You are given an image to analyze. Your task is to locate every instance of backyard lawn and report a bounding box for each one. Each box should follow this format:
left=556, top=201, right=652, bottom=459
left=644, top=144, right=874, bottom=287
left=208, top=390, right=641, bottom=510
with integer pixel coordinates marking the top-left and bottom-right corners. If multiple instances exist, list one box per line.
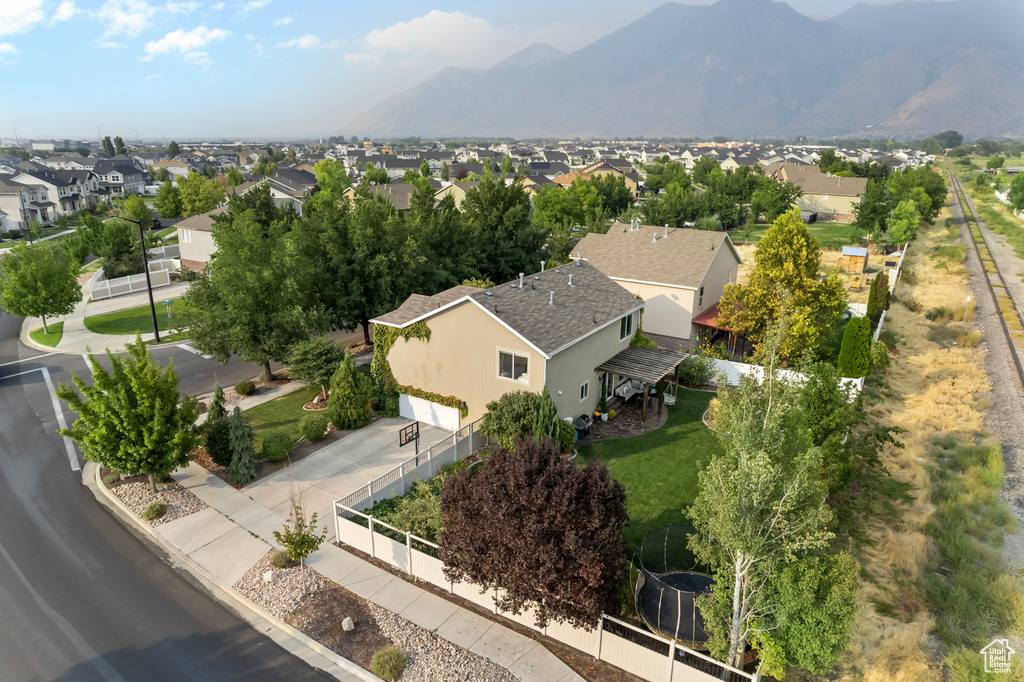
left=577, top=388, right=722, bottom=549
left=732, top=221, right=855, bottom=247
left=29, top=322, right=64, bottom=348
left=244, top=364, right=372, bottom=447
left=84, top=299, right=185, bottom=335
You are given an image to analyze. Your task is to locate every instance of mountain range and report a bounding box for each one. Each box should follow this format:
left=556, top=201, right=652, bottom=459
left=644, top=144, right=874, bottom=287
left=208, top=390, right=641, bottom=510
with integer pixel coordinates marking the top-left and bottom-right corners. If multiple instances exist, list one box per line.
left=345, top=0, right=1024, bottom=140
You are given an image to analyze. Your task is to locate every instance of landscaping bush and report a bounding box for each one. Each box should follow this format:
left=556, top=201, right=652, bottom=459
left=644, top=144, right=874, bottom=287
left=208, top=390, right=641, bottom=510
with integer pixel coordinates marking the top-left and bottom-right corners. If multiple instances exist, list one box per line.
left=678, top=353, right=714, bottom=386
left=261, top=431, right=293, bottom=462
left=143, top=502, right=167, bottom=521
left=371, top=647, right=407, bottom=682
left=270, top=549, right=298, bottom=569
left=870, top=340, right=891, bottom=372
left=234, top=380, right=256, bottom=396
left=287, top=337, right=348, bottom=399
left=557, top=418, right=576, bottom=454
left=103, top=473, right=120, bottom=485
left=205, top=417, right=234, bottom=467
left=837, top=317, right=871, bottom=378
left=480, top=390, right=542, bottom=451
left=926, top=306, right=952, bottom=323
left=327, top=353, right=372, bottom=430
left=300, top=413, right=328, bottom=443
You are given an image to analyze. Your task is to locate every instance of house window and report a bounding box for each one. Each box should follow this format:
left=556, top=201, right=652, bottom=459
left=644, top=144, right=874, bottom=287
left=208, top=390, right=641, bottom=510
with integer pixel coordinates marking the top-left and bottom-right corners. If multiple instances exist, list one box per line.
left=498, top=350, right=529, bottom=383
left=619, top=314, right=633, bottom=340
left=580, top=381, right=590, bottom=402
left=699, top=285, right=705, bottom=307
left=180, top=229, right=192, bottom=243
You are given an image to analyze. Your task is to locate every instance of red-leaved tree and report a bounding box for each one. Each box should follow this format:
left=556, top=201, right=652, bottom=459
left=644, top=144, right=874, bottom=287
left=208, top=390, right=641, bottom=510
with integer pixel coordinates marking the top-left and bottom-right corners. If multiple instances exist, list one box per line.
left=439, top=437, right=630, bottom=629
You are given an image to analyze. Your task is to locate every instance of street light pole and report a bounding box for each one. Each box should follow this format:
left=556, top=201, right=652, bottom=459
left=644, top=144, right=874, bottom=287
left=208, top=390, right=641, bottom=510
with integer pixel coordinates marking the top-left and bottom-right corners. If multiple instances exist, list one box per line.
left=122, top=217, right=161, bottom=343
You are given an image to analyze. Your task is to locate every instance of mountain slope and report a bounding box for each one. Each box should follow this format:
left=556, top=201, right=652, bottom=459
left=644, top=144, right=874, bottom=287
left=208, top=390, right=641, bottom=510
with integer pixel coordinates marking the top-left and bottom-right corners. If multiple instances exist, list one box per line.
left=345, top=0, right=1024, bottom=139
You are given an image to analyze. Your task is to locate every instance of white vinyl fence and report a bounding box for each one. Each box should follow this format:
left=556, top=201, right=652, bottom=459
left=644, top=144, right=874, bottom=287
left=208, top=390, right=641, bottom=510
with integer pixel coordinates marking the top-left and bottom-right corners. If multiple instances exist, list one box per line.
left=334, top=503, right=754, bottom=682
left=89, top=257, right=180, bottom=301
left=336, top=417, right=487, bottom=511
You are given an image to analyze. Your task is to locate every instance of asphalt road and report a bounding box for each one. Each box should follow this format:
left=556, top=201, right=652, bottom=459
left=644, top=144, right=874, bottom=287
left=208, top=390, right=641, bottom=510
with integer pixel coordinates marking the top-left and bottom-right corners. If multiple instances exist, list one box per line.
left=0, top=312, right=331, bottom=682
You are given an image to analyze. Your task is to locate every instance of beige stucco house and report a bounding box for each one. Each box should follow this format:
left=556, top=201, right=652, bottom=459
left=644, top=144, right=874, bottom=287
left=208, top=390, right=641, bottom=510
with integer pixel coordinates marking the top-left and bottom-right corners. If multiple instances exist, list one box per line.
left=574, top=222, right=743, bottom=351
left=764, top=163, right=867, bottom=222
left=175, top=209, right=224, bottom=272
left=371, top=261, right=644, bottom=428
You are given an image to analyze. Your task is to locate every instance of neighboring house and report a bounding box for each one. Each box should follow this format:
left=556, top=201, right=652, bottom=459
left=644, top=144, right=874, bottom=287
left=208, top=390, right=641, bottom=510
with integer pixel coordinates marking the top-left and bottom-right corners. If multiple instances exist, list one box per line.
left=433, top=181, right=479, bottom=209
left=763, top=163, right=867, bottom=222
left=371, top=261, right=645, bottom=427
left=92, top=160, right=146, bottom=196
left=341, top=183, right=417, bottom=214
left=0, top=177, right=54, bottom=228
left=151, top=159, right=193, bottom=179
left=574, top=221, right=742, bottom=350
left=175, top=208, right=224, bottom=272
left=232, top=175, right=309, bottom=215
left=11, top=169, right=89, bottom=216
left=579, top=160, right=641, bottom=199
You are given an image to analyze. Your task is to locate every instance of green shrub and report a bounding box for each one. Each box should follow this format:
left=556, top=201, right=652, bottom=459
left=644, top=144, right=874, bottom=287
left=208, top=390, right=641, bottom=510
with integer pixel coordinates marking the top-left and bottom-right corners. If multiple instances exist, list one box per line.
left=926, top=306, right=952, bottom=323
left=261, top=431, right=293, bottom=462
left=234, top=380, right=256, bottom=396
left=327, top=353, right=372, bottom=430
left=103, top=473, right=119, bottom=486
left=678, top=353, right=714, bottom=386
left=270, top=549, right=298, bottom=569
left=371, top=647, right=407, bottom=682
left=837, top=317, right=871, bottom=378
left=205, top=417, right=233, bottom=467
left=143, top=503, right=167, bottom=521
left=480, top=390, right=542, bottom=451
left=870, top=340, right=891, bottom=372
left=557, top=418, right=576, bottom=454
left=300, top=413, right=328, bottom=443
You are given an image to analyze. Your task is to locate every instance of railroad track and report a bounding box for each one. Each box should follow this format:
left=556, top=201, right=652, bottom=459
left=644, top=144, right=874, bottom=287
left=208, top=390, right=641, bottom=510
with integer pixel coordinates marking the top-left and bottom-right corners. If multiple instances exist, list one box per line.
left=945, top=160, right=1024, bottom=390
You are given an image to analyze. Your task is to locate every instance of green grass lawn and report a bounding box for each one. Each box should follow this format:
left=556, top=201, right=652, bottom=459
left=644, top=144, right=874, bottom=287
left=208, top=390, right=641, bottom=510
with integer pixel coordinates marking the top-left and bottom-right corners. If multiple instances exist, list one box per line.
left=733, top=221, right=855, bottom=247
left=84, top=298, right=186, bottom=335
left=577, top=388, right=722, bottom=549
left=244, top=365, right=372, bottom=446
left=29, top=321, right=64, bottom=348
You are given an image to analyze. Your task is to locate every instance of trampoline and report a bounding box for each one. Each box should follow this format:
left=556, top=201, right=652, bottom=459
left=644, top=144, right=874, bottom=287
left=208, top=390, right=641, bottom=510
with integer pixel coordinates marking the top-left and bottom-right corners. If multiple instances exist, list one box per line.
left=634, top=525, right=715, bottom=647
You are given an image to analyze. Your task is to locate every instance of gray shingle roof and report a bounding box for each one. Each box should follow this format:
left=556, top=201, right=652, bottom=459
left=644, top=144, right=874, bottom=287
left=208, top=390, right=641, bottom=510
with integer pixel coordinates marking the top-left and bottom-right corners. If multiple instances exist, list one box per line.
left=373, top=261, right=642, bottom=357
left=574, top=222, right=740, bottom=290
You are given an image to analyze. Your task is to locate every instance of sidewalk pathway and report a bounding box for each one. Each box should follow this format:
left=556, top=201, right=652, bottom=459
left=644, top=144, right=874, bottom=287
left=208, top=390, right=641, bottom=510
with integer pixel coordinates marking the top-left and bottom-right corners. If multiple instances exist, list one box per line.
left=160, top=463, right=582, bottom=682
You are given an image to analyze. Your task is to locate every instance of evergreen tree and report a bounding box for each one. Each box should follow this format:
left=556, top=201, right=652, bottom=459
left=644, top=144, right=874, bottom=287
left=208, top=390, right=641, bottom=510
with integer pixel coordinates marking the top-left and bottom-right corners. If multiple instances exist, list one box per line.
left=208, top=381, right=226, bottom=421
left=531, top=386, right=560, bottom=445
left=167, top=140, right=180, bottom=158
left=227, top=406, right=257, bottom=485
left=440, top=162, right=450, bottom=181
left=836, top=317, right=871, bottom=378
left=327, top=353, right=372, bottom=429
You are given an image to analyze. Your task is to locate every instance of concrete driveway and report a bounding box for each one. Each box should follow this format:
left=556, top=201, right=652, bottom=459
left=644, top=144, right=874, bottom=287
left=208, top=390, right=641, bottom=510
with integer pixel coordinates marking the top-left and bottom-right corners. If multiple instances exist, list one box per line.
left=245, top=417, right=451, bottom=540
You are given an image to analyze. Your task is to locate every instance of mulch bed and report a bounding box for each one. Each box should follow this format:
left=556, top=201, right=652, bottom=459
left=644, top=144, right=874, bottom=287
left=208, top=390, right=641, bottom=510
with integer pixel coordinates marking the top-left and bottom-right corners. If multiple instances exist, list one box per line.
left=331, top=543, right=644, bottom=682
left=102, top=469, right=208, bottom=526
left=286, top=583, right=392, bottom=671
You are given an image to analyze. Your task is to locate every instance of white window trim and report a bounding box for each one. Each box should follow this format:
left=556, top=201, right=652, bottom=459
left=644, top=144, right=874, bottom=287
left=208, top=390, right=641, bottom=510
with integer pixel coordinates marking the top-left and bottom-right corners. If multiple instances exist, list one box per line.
left=698, top=285, right=705, bottom=307
left=619, top=313, right=633, bottom=341
left=497, top=348, right=530, bottom=384
left=580, top=380, right=590, bottom=402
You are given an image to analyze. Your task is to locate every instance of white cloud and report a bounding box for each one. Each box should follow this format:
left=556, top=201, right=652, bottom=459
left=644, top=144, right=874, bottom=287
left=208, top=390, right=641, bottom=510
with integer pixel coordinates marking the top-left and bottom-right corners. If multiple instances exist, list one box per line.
left=344, top=10, right=510, bottom=68
left=145, top=73, right=160, bottom=79
left=0, top=43, right=18, bottom=54
left=239, top=0, right=270, bottom=13
left=276, top=34, right=342, bottom=50
left=210, top=2, right=224, bottom=8
left=93, top=0, right=200, bottom=37
left=99, top=41, right=126, bottom=48
left=273, top=16, right=292, bottom=26
left=144, top=25, right=229, bottom=60
left=49, top=1, right=79, bottom=25
left=165, top=1, right=199, bottom=14
left=0, top=0, right=46, bottom=36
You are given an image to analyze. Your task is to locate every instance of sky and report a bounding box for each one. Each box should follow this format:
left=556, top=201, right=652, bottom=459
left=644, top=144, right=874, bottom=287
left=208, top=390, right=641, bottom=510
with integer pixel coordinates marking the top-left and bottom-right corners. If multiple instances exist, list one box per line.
left=0, top=0, right=933, bottom=141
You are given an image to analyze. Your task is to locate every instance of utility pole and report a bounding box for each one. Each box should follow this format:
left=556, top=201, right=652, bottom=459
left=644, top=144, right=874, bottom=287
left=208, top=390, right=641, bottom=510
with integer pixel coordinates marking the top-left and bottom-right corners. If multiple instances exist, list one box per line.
left=120, top=217, right=161, bottom=343
left=12, top=122, right=19, bottom=146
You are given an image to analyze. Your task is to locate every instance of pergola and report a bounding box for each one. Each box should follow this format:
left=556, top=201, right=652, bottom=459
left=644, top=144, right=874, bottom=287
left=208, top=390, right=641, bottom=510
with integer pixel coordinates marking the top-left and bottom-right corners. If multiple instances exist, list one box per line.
left=596, top=346, right=687, bottom=424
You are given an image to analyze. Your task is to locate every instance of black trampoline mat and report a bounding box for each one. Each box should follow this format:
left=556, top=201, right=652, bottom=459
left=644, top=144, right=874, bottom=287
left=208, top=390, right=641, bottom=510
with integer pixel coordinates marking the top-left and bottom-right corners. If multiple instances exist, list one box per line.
left=637, top=570, right=714, bottom=642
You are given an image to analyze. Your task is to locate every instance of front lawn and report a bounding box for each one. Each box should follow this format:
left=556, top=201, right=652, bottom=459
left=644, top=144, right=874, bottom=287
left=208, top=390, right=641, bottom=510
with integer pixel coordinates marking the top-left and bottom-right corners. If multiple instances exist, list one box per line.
left=577, top=388, right=722, bottom=548
left=244, top=364, right=372, bottom=446
left=84, top=299, right=185, bottom=335
left=29, top=321, right=64, bottom=348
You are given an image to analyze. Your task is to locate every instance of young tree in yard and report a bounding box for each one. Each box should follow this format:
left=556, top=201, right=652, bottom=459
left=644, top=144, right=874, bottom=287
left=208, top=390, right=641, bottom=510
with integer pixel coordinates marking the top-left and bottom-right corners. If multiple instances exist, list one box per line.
left=287, top=337, right=349, bottom=400
left=868, top=271, right=890, bottom=330
left=480, top=390, right=542, bottom=451
left=440, top=437, right=630, bottom=629
left=691, top=351, right=837, bottom=672
left=227, top=406, right=257, bottom=485
left=420, top=158, right=431, bottom=178
left=836, top=317, right=871, bottom=378
left=122, top=194, right=153, bottom=230
left=798, top=362, right=856, bottom=492
left=530, top=386, right=560, bottom=445
left=750, top=177, right=802, bottom=222
left=226, top=165, right=244, bottom=187
left=716, top=208, right=847, bottom=360
left=102, top=136, right=114, bottom=157
left=273, top=505, right=328, bottom=568
left=154, top=180, right=183, bottom=218
left=1007, top=172, right=1024, bottom=214
left=207, top=381, right=226, bottom=421
left=0, top=242, right=82, bottom=333
left=327, top=353, right=372, bottom=429
left=886, top=199, right=920, bottom=245
left=153, top=167, right=170, bottom=182
left=177, top=170, right=226, bottom=216
left=167, top=140, right=180, bottom=158
left=56, top=337, right=201, bottom=493
left=852, top=178, right=890, bottom=242
left=180, top=210, right=326, bottom=380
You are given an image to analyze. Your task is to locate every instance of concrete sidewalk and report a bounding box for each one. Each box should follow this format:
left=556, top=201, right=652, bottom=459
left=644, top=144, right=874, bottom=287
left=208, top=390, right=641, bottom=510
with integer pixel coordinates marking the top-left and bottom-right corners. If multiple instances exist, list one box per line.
left=158, top=462, right=582, bottom=682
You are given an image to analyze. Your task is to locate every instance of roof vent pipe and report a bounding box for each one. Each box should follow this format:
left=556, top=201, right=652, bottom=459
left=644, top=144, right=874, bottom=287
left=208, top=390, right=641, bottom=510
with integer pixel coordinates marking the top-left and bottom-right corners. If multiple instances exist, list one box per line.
left=568, top=274, right=573, bottom=287
left=652, top=232, right=658, bottom=243
left=519, top=272, right=524, bottom=289
left=664, top=225, right=668, bottom=238
left=549, top=291, right=554, bottom=305
left=540, top=260, right=545, bottom=272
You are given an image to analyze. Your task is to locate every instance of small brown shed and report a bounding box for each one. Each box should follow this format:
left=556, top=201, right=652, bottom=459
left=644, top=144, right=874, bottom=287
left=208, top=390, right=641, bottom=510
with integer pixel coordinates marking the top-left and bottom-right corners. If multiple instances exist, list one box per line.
left=839, top=245, right=868, bottom=273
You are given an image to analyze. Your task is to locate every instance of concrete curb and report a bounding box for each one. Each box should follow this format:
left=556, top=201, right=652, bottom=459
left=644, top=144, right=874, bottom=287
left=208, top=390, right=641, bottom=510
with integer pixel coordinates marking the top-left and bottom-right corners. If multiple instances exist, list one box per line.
left=84, top=461, right=383, bottom=682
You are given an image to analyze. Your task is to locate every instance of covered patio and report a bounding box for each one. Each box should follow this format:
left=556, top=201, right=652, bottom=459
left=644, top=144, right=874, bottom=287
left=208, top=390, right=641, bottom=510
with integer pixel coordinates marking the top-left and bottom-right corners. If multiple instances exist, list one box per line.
left=691, top=303, right=749, bottom=358
left=597, top=345, right=687, bottom=425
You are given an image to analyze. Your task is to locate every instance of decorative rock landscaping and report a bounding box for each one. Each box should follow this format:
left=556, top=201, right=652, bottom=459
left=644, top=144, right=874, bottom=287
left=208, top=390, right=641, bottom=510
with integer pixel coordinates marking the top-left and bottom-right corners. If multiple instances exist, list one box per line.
left=108, top=478, right=208, bottom=527
left=234, top=551, right=329, bottom=620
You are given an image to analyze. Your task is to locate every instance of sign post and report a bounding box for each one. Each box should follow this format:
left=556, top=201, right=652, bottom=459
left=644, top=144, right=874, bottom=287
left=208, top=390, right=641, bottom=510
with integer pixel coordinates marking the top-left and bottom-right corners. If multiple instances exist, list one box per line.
left=162, top=300, right=173, bottom=328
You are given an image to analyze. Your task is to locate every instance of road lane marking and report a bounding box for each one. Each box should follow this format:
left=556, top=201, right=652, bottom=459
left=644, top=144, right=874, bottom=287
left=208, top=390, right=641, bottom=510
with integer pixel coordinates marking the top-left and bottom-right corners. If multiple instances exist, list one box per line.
left=0, top=351, right=59, bottom=368
left=0, top=366, right=80, bottom=472
left=178, top=343, right=214, bottom=359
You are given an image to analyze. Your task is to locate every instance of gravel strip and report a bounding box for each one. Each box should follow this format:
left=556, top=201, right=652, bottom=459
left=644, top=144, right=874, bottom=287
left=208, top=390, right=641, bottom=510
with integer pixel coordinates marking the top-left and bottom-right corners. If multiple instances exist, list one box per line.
left=368, top=602, right=518, bottom=682
left=109, top=479, right=208, bottom=527
left=233, top=551, right=329, bottom=620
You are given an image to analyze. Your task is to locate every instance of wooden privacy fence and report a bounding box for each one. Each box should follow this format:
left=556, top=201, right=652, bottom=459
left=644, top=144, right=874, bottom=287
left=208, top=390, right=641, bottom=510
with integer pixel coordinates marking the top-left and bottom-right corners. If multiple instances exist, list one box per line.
left=334, top=503, right=755, bottom=682
left=336, top=418, right=486, bottom=511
